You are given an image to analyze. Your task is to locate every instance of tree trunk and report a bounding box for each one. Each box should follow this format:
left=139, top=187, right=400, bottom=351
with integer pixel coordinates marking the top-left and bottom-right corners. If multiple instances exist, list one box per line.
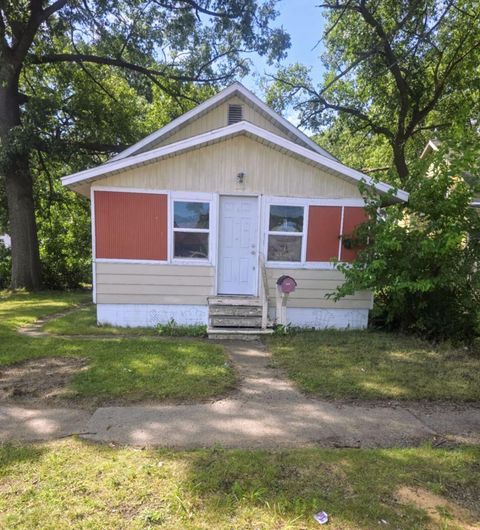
left=392, top=141, right=409, bottom=185
left=0, top=75, right=42, bottom=290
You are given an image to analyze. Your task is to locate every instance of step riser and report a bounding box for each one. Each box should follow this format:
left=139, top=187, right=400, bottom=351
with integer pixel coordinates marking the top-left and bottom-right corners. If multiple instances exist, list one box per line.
left=209, top=305, right=262, bottom=317
left=209, top=333, right=261, bottom=341
left=210, top=316, right=262, bottom=328
left=207, top=327, right=274, bottom=340
left=208, top=297, right=261, bottom=307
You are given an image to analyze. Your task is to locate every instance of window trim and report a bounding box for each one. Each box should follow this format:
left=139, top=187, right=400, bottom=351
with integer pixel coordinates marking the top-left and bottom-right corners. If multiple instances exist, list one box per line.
left=266, top=203, right=306, bottom=263
left=169, top=192, right=216, bottom=265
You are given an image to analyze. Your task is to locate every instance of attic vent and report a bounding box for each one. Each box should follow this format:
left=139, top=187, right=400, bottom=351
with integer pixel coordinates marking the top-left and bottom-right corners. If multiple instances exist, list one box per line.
left=228, top=104, right=243, bottom=125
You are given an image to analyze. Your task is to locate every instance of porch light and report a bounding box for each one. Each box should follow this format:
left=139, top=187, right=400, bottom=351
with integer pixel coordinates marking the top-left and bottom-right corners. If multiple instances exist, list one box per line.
left=236, top=172, right=245, bottom=184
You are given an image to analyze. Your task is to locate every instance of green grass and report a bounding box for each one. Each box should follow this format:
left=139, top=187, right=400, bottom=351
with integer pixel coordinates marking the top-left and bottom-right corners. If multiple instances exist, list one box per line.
left=0, top=291, right=235, bottom=404
left=42, top=304, right=157, bottom=336
left=0, top=440, right=478, bottom=529
left=267, top=330, right=480, bottom=401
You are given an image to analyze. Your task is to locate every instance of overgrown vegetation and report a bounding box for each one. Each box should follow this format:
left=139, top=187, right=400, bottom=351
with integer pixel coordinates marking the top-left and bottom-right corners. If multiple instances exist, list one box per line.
left=267, top=329, right=480, bottom=401
left=0, top=291, right=234, bottom=404
left=268, top=1, right=480, bottom=343
left=335, top=144, right=480, bottom=343
left=0, top=440, right=479, bottom=529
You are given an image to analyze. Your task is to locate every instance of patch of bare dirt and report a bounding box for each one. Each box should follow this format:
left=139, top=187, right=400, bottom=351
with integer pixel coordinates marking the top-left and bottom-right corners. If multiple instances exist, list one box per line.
left=396, top=486, right=479, bottom=530
left=0, top=357, right=89, bottom=404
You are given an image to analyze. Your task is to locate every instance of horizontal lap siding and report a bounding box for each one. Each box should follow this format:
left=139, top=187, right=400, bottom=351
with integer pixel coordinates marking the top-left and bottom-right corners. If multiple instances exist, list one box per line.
left=95, top=263, right=215, bottom=305
left=265, top=268, right=372, bottom=309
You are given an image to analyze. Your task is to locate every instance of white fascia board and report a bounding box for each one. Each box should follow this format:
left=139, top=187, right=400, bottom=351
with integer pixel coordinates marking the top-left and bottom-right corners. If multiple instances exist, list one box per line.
left=109, top=84, right=240, bottom=162
left=62, top=122, right=246, bottom=187
left=62, top=120, right=408, bottom=202
left=244, top=123, right=409, bottom=202
left=109, top=81, right=336, bottom=163
left=233, top=83, right=337, bottom=160
left=420, top=139, right=441, bottom=159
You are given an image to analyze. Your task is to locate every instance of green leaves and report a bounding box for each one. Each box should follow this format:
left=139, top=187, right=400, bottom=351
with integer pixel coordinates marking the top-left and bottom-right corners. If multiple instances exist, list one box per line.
left=337, top=140, right=480, bottom=342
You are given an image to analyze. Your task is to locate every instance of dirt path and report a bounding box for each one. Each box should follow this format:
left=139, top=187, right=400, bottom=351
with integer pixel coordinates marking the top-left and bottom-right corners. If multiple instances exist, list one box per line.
left=1, top=341, right=479, bottom=448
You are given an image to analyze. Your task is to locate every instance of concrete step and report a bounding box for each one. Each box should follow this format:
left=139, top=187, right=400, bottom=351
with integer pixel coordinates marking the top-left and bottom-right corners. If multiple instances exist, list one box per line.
left=209, top=305, right=263, bottom=317
left=208, top=296, right=261, bottom=307
left=210, top=316, right=262, bottom=328
left=207, top=327, right=274, bottom=341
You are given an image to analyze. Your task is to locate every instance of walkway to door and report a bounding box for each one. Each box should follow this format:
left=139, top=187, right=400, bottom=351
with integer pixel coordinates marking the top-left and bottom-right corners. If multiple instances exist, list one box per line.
left=1, top=342, right=479, bottom=447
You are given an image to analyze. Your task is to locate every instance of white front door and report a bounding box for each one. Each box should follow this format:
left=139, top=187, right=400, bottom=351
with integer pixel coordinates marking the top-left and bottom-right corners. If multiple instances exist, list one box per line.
left=218, top=196, right=258, bottom=295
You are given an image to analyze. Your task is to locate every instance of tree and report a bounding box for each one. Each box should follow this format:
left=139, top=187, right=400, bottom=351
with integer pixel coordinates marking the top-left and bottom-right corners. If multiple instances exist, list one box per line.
left=267, top=0, right=480, bottom=188
left=334, top=137, right=480, bottom=342
left=0, top=0, right=289, bottom=289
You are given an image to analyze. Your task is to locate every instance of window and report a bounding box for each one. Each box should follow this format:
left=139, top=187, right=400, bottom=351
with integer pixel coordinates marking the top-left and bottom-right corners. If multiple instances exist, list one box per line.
left=173, top=201, right=210, bottom=259
left=267, top=205, right=304, bottom=262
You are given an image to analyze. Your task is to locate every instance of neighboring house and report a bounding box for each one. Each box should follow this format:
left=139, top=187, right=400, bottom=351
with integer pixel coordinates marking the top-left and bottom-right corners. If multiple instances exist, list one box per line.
left=420, top=138, right=479, bottom=207
left=62, top=82, right=408, bottom=337
left=0, top=234, right=11, bottom=248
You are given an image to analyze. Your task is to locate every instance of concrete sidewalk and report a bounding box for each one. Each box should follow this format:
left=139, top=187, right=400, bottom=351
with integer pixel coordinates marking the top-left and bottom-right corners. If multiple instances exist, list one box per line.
left=1, top=342, right=479, bottom=448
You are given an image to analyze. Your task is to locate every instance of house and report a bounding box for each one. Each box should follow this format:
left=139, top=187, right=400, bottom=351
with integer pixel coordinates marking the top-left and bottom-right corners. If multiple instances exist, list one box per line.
left=0, top=234, right=10, bottom=248
left=62, top=82, right=408, bottom=337
left=420, top=139, right=480, bottom=208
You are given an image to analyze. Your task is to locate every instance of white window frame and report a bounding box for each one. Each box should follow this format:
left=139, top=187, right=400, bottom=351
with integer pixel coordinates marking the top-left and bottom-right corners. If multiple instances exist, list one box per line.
left=169, top=191, right=217, bottom=266
left=262, top=196, right=366, bottom=270
left=266, top=203, right=306, bottom=265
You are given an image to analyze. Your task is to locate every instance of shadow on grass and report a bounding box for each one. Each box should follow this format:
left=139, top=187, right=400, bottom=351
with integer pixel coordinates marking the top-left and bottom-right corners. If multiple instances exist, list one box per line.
left=179, top=445, right=480, bottom=529
left=0, top=440, right=478, bottom=529
left=0, top=444, right=46, bottom=476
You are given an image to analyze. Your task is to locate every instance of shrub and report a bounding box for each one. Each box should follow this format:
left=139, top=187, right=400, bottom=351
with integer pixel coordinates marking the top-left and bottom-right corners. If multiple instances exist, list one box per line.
left=335, top=143, right=480, bottom=344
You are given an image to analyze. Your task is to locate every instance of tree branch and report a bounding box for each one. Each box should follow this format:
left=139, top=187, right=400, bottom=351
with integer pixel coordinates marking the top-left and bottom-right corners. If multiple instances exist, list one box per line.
left=153, top=0, right=239, bottom=19
left=30, top=52, right=236, bottom=83
left=41, top=0, right=68, bottom=21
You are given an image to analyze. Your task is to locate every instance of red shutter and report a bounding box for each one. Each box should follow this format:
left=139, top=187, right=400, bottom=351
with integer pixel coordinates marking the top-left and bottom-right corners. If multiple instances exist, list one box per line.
left=340, top=207, right=368, bottom=262
left=94, top=191, right=168, bottom=260
left=306, top=206, right=342, bottom=262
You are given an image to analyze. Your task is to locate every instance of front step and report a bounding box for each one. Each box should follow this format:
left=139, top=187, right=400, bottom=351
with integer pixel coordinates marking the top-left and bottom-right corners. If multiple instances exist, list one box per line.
left=209, top=305, right=262, bottom=317
left=210, top=316, right=262, bottom=328
left=208, top=296, right=262, bottom=306
left=207, top=327, right=274, bottom=341
left=207, top=295, right=270, bottom=339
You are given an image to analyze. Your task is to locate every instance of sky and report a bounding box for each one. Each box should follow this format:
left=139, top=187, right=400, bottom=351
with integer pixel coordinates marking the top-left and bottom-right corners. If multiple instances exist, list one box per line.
left=243, top=0, right=327, bottom=94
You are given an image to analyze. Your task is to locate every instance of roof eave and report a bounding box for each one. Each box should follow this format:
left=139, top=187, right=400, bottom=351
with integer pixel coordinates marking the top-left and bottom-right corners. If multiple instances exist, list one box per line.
left=63, top=121, right=409, bottom=203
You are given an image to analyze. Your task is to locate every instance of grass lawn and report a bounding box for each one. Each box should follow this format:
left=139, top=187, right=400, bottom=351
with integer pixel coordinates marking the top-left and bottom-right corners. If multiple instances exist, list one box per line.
left=267, top=330, right=480, bottom=402
left=0, top=291, right=234, bottom=404
left=42, top=304, right=158, bottom=336
left=0, top=440, right=478, bottom=529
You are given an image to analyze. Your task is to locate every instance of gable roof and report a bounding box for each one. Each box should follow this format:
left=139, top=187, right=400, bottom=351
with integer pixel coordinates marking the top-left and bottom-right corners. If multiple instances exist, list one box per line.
left=420, top=139, right=441, bottom=159
left=109, top=82, right=337, bottom=163
left=62, top=120, right=409, bottom=203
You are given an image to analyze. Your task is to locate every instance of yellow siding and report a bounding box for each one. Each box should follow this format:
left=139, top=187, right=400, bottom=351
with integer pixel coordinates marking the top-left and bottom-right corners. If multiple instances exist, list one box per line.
left=149, top=96, right=293, bottom=149
left=265, top=268, right=373, bottom=309
left=95, top=262, right=371, bottom=309
left=95, top=263, right=215, bottom=305
left=100, top=136, right=361, bottom=199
